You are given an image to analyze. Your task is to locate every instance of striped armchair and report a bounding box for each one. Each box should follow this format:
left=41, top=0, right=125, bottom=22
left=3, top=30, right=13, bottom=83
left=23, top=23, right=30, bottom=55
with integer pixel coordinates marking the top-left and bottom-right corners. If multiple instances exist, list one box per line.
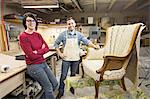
left=82, top=23, right=145, bottom=99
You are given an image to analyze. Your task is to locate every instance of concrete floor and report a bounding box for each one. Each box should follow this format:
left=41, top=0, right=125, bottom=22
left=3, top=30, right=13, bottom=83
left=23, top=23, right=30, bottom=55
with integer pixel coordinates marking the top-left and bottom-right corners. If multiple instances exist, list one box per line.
left=55, top=59, right=150, bottom=99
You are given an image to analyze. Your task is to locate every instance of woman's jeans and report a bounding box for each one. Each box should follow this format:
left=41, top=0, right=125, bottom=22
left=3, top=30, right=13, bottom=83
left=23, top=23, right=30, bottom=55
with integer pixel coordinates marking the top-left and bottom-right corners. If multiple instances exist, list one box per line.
left=58, top=60, right=80, bottom=95
left=27, top=62, right=58, bottom=99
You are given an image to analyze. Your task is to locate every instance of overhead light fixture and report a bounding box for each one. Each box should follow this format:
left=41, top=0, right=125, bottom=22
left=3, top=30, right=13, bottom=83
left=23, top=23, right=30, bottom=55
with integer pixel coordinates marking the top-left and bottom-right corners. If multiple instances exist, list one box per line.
left=22, top=4, right=59, bottom=8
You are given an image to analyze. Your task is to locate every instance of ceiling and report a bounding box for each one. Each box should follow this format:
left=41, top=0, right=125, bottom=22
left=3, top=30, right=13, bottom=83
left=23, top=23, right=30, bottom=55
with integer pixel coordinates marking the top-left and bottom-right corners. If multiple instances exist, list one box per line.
left=4, top=0, right=150, bottom=14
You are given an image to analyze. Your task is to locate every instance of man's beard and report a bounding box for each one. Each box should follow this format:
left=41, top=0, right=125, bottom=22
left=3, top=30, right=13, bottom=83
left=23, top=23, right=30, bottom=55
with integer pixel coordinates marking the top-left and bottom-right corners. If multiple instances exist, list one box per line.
left=68, top=27, right=74, bottom=31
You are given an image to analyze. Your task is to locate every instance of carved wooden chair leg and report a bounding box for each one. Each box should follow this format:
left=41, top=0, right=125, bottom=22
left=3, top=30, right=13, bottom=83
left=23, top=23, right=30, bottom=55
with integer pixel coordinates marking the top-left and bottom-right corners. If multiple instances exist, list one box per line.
left=95, top=81, right=100, bottom=99
left=120, top=76, right=127, bottom=91
left=70, top=87, right=75, bottom=94
left=81, top=64, right=84, bottom=78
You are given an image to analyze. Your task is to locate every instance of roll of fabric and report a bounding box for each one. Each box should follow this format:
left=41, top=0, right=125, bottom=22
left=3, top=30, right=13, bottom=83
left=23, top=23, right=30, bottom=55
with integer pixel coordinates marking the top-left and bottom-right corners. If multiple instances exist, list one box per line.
left=0, top=65, right=10, bottom=73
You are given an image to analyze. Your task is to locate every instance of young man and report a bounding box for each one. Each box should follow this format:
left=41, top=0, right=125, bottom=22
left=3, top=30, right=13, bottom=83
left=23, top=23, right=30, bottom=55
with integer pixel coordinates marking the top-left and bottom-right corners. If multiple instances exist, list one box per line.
left=54, top=17, right=99, bottom=99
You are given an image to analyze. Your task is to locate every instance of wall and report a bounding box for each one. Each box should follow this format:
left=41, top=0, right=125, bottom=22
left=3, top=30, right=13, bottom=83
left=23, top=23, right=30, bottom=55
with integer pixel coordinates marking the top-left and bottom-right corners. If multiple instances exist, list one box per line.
left=148, top=6, right=150, bottom=30
left=4, top=3, right=149, bottom=28
left=0, top=0, right=1, bottom=24
left=43, top=12, right=124, bottom=25
left=48, top=9, right=149, bottom=26
left=38, top=25, right=67, bottom=45
left=0, top=0, right=2, bottom=52
left=0, top=0, right=9, bottom=52
left=4, top=5, right=20, bottom=15
left=5, top=21, right=24, bottom=40
left=1, top=1, right=20, bottom=20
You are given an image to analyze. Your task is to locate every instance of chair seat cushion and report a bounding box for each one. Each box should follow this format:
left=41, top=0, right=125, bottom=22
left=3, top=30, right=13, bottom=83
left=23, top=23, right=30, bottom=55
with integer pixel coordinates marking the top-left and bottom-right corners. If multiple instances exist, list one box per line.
left=103, top=68, right=126, bottom=80
left=82, top=59, right=126, bottom=81
left=82, top=59, right=104, bottom=81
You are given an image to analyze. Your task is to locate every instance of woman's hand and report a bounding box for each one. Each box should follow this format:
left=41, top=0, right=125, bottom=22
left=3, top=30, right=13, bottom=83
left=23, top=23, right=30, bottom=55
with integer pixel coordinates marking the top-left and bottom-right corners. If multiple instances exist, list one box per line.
left=33, top=50, right=38, bottom=54
left=42, top=44, right=46, bottom=49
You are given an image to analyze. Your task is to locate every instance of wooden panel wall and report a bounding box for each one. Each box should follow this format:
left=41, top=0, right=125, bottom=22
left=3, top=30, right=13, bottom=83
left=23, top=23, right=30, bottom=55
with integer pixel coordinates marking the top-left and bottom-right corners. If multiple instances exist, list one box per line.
left=0, top=24, right=8, bottom=52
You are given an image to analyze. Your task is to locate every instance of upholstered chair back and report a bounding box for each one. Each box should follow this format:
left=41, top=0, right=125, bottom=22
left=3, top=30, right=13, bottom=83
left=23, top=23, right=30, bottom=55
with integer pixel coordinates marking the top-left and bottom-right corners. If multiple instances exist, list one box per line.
left=85, top=23, right=142, bottom=60
left=105, top=24, right=140, bottom=56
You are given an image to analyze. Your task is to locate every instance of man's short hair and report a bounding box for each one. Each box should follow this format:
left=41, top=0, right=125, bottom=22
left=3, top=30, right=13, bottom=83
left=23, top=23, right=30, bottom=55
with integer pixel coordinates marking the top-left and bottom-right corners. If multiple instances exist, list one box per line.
left=66, top=17, right=76, bottom=24
left=67, top=17, right=74, bottom=21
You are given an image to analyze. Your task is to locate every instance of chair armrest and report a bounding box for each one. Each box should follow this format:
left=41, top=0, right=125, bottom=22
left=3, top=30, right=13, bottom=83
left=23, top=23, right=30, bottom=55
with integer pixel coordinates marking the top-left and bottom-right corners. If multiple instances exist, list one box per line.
left=103, top=55, right=126, bottom=60
left=85, top=47, right=105, bottom=60
left=96, top=55, right=126, bottom=74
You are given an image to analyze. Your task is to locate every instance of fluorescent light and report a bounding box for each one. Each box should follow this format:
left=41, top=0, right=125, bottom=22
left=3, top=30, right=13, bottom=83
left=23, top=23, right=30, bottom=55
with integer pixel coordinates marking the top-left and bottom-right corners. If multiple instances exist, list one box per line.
left=23, top=4, right=59, bottom=8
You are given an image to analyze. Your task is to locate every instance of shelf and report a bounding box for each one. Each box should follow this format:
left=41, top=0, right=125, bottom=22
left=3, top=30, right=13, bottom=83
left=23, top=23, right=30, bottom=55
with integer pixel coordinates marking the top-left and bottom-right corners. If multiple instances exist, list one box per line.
left=4, top=19, right=22, bottom=23
left=4, top=19, right=67, bottom=27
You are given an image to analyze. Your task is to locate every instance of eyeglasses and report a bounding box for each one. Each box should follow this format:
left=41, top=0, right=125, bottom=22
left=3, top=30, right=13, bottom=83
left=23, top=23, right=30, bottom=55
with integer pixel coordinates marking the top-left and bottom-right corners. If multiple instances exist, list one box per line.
left=26, top=20, right=36, bottom=23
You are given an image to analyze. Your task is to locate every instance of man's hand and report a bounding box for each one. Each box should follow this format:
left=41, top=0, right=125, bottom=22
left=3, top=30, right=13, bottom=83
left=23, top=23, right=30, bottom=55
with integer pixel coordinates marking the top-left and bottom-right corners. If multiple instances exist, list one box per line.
left=80, top=50, right=87, bottom=56
left=59, top=52, right=66, bottom=59
left=94, top=45, right=100, bottom=49
left=88, top=42, right=100, bottom=49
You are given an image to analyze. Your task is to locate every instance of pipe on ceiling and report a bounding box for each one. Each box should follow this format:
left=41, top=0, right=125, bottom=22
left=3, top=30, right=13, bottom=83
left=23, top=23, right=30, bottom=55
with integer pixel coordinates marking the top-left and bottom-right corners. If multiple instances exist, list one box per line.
left=71, top=0, right=83, bottom=12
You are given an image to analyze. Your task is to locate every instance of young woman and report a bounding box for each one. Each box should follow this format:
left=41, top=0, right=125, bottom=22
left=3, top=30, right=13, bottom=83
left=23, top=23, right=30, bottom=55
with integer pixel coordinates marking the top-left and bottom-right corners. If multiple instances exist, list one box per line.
left=19, top=12, right=58, bottom=99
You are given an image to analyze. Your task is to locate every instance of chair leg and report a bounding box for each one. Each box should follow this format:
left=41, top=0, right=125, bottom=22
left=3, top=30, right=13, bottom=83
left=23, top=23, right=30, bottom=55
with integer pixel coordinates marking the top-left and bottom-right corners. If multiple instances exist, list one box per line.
left=81, top=64, right=84, bottom=78
left=120, top=77, right=127, bottom=91
left=95, top=81, right=100, bottom=99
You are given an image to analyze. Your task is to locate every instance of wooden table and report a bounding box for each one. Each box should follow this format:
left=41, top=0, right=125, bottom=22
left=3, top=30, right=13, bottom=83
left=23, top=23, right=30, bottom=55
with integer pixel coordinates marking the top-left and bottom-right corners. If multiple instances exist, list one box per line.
left=0, top=54, right=26, bottom=99
left=3, top=50, right=57, bottom=76
left=44, top=51, right=57, bottom=76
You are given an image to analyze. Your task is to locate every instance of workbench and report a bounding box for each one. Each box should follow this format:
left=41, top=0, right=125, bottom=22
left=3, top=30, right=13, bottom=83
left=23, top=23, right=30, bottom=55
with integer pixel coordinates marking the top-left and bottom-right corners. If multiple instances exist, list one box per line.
left=0, top=51, right=57, bottom=98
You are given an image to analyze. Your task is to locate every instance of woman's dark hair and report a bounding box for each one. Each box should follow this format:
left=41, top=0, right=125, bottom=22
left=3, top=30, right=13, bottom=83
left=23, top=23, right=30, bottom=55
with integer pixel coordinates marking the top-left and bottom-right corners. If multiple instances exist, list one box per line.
left=22, top=12, right=38, bottom=30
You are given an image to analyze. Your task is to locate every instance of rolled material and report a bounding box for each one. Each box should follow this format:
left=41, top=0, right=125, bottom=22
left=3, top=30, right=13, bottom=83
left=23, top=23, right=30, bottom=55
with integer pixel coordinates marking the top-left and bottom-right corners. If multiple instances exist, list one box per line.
left=0, top=65, right=10, bottom=73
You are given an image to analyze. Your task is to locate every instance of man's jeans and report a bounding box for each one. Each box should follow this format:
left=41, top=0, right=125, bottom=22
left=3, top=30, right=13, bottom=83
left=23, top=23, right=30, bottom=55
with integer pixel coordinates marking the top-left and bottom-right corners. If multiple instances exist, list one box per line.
left=58, top=60, right=80, bottom=95
left=27, top=62, right=58, bottom=99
